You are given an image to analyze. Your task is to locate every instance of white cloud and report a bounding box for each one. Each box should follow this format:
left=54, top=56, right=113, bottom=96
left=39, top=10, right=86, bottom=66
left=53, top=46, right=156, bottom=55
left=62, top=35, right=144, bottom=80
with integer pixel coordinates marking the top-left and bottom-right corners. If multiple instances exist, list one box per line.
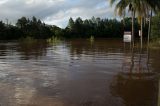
left=0, top=0, right=115, bottom=28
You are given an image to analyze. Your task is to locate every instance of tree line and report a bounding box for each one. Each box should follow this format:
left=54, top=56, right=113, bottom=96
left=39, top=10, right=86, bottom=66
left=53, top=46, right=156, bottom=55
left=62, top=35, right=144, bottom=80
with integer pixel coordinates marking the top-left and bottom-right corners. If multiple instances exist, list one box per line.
left=64, top=17, right=124, bottom=38
left=0, top=16, right=53, bottom=40
left=0, top=16, right=151, bottom=40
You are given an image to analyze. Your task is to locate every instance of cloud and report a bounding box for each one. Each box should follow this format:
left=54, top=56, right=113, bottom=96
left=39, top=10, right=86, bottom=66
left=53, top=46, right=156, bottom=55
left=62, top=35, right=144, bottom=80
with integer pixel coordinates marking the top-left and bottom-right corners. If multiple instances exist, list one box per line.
left=0, top=0, right=115, bottom=28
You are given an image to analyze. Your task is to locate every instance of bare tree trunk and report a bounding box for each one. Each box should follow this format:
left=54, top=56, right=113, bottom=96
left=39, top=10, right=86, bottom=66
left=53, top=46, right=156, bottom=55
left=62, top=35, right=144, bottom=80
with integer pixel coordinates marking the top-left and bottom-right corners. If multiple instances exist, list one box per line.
left=132, top=10, right=135, bottom=47
left=147, top=10, right=152, bottom=64
left=148, top=10, right=152, bottom=46
left=141, top=18, right=143, bottom=49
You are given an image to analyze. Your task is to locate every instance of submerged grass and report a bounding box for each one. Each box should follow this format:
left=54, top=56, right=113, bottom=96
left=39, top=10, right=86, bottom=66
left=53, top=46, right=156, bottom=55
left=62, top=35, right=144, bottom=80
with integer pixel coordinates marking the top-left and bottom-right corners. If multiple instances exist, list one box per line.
left=149, top=39, right=160, bottom=49
left=19, top=36, right=38, bottom=44
left=47, top=36, right=63, bottom=45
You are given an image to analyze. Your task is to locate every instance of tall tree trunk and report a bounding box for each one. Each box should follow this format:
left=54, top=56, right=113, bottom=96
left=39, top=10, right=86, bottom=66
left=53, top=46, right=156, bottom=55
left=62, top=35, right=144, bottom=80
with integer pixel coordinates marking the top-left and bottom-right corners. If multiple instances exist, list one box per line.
left=132, top=10, right=135, bottom=47
left=148, top=10, right=152, bottom=46
left=147, top=10, right=152, bottom=64
left=141, top=17, right=143, bottom=49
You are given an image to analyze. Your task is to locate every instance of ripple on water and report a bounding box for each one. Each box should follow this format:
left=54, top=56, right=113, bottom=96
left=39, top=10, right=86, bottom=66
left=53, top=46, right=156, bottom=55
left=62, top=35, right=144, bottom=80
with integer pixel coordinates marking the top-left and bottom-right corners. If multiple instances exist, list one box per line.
left=0, top=40, right=158, bottom=106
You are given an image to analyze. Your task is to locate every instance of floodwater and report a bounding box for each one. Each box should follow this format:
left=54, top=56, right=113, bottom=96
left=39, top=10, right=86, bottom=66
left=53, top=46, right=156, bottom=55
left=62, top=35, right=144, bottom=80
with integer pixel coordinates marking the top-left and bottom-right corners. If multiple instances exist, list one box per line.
left=0, top=39, right=159, bottom=106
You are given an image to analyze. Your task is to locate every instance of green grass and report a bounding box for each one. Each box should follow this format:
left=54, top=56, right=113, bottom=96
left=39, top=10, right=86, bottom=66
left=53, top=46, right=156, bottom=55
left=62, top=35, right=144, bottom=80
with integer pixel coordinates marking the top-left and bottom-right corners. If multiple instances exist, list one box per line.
left=149, top=38, right=160, bottom=49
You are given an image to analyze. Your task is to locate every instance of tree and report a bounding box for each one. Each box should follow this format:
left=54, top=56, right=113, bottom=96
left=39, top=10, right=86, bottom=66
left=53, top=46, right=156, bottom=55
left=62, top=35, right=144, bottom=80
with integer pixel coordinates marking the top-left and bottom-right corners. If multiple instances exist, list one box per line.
left=67, top=17, right=75, bottom=29
left=110, top=0, right=160, bottom=47
left=151, top=12, right=160, bottom=39
left=146, top=1, right=160, bottom=45
left=63, top=17, right=124, bottom=38
left=75, top=17, right=83, bottom=37
left=110, top=0, right=135, bottom=46
left=16, top=17, right=28, bottom=29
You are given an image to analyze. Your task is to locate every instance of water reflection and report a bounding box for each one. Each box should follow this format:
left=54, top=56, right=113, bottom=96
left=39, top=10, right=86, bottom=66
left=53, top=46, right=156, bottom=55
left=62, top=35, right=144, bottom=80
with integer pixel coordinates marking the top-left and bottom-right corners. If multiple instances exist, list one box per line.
left=0, top=39, right=159, bottom=106
left=111, top=73, right=158, bottom=106
left=17, top=39, right=49, bottom=60
left=111, top=45, right=159, bottom=106
left=0, top=44, right=7, bottom=57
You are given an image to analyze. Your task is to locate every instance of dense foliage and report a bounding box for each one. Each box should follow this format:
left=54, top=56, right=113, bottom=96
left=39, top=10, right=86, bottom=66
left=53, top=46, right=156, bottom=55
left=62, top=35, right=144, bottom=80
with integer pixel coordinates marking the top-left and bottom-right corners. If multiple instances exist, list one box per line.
left=0, top=17, right=52, bottom=40
left=151, top=12, right=160, bottom=39
left=0, top=16, right=147, bottom=40
left=16, top=16, right=52, bottom=39
left=0, top=21, right=23, bottom=40
left=51, top=17, right=147, bottom=39
left=64, top=17, right=124, bottom=38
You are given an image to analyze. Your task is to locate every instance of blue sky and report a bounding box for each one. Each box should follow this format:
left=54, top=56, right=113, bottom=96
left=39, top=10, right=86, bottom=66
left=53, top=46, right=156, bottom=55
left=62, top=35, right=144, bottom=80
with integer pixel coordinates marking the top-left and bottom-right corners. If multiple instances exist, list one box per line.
left=0, top=0, right=116, bottom=28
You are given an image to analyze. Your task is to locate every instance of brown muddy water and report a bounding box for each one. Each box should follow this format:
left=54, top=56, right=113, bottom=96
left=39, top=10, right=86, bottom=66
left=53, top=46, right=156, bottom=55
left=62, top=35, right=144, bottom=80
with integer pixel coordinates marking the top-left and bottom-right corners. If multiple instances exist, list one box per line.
left=0, top=39, right=159, bottom=106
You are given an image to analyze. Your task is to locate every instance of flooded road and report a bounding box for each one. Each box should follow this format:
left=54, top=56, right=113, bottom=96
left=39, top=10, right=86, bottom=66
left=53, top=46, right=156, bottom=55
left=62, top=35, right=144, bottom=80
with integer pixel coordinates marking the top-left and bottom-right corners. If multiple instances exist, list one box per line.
left=0, top=39, right=159, bottom=106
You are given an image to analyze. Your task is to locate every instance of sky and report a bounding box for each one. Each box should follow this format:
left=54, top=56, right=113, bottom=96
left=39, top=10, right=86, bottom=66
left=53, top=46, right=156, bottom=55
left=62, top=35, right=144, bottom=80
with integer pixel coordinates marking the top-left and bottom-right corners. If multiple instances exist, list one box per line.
left=0, top=0, right=116, bottom=28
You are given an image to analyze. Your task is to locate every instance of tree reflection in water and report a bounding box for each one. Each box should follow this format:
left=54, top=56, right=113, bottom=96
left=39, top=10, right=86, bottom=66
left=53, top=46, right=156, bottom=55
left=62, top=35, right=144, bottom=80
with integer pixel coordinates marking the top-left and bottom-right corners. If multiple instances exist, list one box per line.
left=16, top=38, right=49, bottom=60
left=111, top=45, right=159, bottom=106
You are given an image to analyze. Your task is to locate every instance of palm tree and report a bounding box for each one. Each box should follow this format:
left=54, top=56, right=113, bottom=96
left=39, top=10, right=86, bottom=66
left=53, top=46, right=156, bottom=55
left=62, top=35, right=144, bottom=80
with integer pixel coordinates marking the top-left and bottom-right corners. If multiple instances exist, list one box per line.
left=110, top=0, right=132, bottom=46
left=110, top=0, right=160, bottom=48
left=132, top=0, right=159, bottom=48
